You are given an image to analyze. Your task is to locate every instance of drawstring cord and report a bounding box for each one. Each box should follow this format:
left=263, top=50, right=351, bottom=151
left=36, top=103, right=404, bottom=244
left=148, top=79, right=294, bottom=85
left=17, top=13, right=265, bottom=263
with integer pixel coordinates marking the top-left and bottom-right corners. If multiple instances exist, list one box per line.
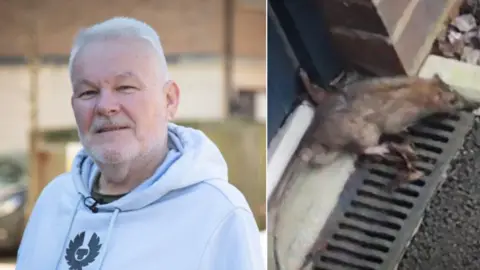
left=55, top=197, right=82, bottom=270
left=96, top=208, right=120, bottom=269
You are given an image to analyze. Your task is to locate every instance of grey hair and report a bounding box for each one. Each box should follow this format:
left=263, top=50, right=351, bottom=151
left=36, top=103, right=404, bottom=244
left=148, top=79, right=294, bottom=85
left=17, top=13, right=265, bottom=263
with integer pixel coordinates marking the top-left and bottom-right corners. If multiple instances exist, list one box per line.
left=68, top=16, right=170, bottom=80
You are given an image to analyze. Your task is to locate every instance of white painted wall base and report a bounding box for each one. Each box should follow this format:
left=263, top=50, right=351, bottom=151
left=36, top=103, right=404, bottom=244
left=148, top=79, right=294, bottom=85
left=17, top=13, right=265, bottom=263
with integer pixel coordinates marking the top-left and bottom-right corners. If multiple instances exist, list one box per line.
left=266, top=101, right=314, bottom=200
left=266, top=101, right=357, bottom=270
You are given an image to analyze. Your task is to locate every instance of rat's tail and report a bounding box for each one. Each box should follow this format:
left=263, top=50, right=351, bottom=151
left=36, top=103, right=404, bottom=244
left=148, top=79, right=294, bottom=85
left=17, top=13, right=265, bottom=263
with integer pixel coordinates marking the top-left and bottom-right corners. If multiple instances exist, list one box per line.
left=298, top=67, right=328, bottom=105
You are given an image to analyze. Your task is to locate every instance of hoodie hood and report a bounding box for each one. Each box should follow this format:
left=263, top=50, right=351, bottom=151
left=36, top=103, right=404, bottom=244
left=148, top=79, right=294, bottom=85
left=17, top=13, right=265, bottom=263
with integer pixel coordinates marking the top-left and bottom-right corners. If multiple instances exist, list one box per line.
left=71, top=122, right=229, bottom=212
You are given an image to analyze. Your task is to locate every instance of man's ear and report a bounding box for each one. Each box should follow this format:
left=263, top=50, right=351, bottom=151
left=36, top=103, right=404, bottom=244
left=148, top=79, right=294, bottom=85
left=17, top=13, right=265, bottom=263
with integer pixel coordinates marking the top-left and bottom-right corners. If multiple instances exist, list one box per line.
left=164, top=80, right=180, bottom=121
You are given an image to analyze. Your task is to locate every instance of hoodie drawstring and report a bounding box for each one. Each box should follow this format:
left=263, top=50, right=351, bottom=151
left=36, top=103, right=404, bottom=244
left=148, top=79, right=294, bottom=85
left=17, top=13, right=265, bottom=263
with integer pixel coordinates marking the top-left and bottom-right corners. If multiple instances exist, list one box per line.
left=97, top=208, right=120, bottom=269
left=55, top=197, right=82, bottom=270
left=54, top=196, right=120, bottom=270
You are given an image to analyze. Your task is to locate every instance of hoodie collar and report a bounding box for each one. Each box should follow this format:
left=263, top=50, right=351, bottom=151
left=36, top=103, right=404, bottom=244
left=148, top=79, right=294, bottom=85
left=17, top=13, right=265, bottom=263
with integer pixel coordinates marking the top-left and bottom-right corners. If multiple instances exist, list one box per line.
left=71, top=123, right=229, bottom=212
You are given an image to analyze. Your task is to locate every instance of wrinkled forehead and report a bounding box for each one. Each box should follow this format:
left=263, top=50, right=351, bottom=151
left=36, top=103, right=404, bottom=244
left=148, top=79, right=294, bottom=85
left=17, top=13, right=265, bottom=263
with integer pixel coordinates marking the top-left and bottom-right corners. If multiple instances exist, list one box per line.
left=70, top=37, right=166, bottom=87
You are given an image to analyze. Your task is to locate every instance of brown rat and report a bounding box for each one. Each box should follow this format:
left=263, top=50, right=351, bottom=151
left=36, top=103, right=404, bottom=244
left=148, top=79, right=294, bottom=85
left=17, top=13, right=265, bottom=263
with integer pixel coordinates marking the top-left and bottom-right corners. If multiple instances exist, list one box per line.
left=297, top=68, right=477, bottom=170
left=269, top=69, right=478, bottom=206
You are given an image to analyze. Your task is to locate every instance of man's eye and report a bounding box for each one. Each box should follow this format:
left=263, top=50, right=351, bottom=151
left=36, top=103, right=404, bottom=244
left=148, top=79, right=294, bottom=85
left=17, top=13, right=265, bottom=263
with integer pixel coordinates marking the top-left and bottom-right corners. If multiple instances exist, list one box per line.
left=79, top=90, right=97, bottom=98
left=117, top=86, right=135, bottom=91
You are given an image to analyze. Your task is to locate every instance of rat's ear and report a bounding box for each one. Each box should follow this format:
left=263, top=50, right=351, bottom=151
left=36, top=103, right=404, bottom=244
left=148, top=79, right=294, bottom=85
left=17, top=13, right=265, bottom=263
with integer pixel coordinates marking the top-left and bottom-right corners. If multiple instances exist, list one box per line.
left=433, top=73, right=448, bottom=85
left=433, top=73, right=452, bottom=92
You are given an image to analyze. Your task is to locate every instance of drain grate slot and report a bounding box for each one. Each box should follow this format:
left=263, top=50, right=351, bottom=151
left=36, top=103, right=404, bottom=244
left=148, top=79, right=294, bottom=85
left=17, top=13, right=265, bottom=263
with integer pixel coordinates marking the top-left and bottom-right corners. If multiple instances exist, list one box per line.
left=348, top=202, right=406, bottom=225
left=409, top=148, right=440, bottom=159
left=319, top=253, right=378, bottom=270
left=413, top=162, right=436, bottom=172
left=368, top=168, right=396, bottom=180
left=407, top=179, right=426, bottom=187
left=338, top=222, right=397, bottom=242
left=409, top=129, right=450, bottom=143
left=365, top=161, right=434, bottom=176
left=356, top=188, right=415, bottom=208
left=328, top=243, right=384, bottom=262
left=344, top=212, right=402, bottom=231
left=326, top=241, right=387, bottom=263
left=409, top=126, right=453, bottom=140
left=411, top=141, right=444, bottom=153
left=325, top=244, right=384, bottom=264
left=412, top=160, right=436, bottom=172
left=364, top=175, right=424, bottom=193
left=391, top=187, right=419, bottom=198
left=415, top=154, right=437, bottom=164
left=332, top=232, right=391, bottom=253
left=311, top=112, right=474, bottom=270
left=363, top=178, right=421, bottom=197
left=351, top=199, right=408, bottom=219
left=415, top=166, right=433, bottom=175
left=366, top=164, right=400, bottom=176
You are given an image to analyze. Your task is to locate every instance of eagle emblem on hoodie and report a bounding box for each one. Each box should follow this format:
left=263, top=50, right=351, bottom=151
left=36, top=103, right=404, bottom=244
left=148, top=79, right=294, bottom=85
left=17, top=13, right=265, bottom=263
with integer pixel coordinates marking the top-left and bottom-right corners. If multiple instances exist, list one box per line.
left=65, top=231, right=102, bottom=270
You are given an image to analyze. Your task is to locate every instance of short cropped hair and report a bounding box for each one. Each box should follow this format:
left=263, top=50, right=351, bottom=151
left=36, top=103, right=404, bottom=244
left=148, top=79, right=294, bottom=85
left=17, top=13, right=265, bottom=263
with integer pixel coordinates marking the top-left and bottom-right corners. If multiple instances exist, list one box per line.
left=68, top=16, right=170, bottom=80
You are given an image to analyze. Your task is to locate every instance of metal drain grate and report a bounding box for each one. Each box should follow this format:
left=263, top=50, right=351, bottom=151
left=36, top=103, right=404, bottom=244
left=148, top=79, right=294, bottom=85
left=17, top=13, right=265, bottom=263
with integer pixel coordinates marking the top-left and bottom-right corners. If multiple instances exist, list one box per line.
left=310, top=111, right=474, bottom=270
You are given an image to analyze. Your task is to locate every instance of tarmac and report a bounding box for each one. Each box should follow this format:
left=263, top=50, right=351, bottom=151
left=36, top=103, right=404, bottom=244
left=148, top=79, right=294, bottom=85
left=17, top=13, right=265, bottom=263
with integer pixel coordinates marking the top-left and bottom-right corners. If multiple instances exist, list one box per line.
left=398, top=116, right=480, bottom=270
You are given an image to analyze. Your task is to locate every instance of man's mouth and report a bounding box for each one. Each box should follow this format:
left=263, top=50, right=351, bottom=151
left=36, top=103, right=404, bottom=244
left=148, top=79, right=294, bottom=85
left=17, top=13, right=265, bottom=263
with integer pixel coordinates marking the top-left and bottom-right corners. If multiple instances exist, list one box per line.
left=96, top=126, right=130, bottom=133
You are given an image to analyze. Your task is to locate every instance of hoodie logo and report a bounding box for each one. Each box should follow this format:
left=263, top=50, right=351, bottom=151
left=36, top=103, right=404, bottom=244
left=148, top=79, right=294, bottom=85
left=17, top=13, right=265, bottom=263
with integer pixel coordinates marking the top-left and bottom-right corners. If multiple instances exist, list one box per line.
left=65, top=231, right=102, bottom=270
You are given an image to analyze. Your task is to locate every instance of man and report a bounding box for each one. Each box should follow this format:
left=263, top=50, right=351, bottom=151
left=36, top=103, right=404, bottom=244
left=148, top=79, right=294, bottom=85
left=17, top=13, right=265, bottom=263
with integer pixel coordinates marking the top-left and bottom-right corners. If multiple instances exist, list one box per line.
left=16, top=17, right=265, bottom=270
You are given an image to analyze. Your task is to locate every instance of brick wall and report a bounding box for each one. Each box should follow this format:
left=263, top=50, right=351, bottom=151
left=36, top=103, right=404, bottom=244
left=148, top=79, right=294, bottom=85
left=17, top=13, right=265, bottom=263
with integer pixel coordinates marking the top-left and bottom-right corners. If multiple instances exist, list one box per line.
left=0, top=0, right=265, bottom=57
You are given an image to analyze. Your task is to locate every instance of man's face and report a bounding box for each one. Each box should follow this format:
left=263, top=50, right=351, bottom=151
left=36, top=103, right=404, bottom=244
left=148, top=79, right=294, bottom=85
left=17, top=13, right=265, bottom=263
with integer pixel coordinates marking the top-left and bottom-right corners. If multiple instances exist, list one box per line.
left=70, top=37, right=179, bottom=164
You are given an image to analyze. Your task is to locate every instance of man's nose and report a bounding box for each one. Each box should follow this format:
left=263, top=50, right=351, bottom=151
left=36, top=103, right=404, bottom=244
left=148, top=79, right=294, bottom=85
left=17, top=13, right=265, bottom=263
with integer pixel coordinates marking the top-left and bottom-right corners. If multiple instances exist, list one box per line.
left=95, top=90, right=120, bottom=116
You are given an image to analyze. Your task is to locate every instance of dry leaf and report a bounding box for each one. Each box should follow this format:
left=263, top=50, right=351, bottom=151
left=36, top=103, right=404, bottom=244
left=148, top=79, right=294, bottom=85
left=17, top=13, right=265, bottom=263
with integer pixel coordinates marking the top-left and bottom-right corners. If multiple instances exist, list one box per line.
left=453, top=14, right=477, bottom=32
left=448, top=30, right=463, bottom=44
left=461, top=46, right=480, bottom=64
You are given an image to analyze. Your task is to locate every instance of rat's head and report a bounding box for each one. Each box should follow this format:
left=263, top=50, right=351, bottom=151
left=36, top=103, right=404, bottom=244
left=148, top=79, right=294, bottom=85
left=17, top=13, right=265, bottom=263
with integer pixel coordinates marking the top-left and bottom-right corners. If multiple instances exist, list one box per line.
left=429, top=73, right=479, bottom=112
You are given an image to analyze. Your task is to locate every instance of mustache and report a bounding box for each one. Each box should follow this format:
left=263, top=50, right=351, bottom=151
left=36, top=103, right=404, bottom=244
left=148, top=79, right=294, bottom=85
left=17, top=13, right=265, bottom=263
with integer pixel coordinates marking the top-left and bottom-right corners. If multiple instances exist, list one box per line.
left=90, top=117, right=133, bottom=133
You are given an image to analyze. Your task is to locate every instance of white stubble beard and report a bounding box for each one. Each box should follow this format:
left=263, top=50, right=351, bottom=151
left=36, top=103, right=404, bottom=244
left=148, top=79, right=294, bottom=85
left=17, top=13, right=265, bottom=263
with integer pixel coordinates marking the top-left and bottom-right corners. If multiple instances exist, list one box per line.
left=78, top=129, right=141, bottom=165
left=78, top=125, right=166, bottom=165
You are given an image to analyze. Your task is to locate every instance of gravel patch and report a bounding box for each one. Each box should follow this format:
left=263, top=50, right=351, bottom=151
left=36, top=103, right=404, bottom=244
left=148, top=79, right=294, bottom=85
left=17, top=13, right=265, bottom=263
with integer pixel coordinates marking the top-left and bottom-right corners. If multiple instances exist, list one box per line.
left=398, top=116, right=480, bottom=270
